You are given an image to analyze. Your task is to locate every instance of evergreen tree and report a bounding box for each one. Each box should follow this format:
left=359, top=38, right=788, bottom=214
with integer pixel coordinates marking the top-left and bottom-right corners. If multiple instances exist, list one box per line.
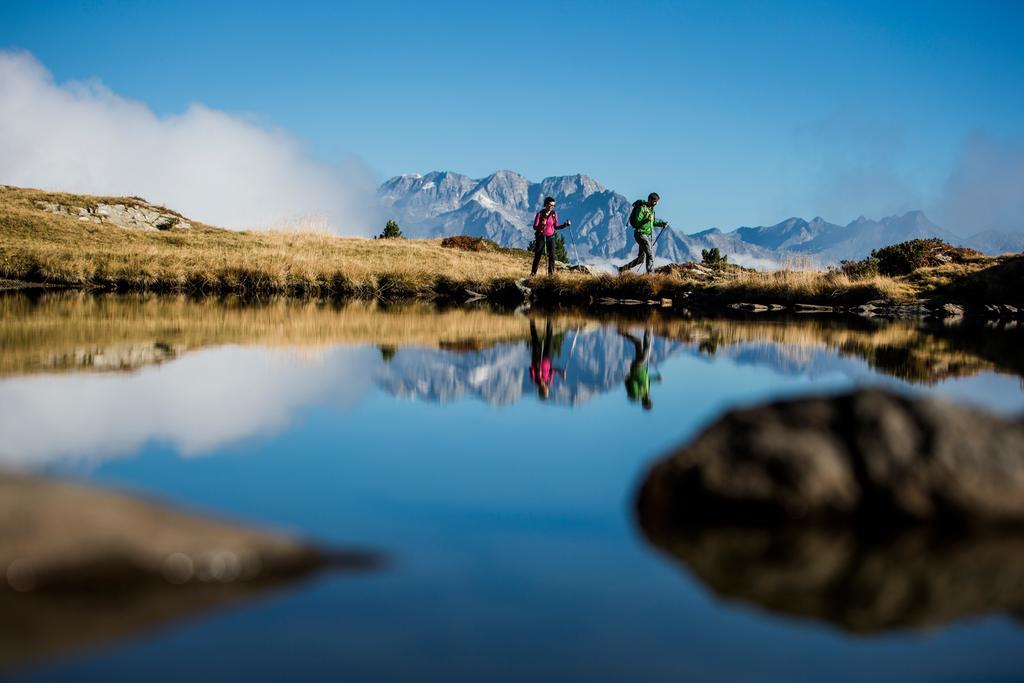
left=701, top=247, right=728, bottom=265
left=527, top=234, right=569, bottom=263
left=377, top=220, right=403, bottom=239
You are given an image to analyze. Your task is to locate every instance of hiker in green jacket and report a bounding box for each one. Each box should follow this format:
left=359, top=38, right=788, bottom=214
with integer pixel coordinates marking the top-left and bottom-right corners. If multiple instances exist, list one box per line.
left=619, top=192, right=669, bottom=274
left=620, top=326, right=662, bottom=410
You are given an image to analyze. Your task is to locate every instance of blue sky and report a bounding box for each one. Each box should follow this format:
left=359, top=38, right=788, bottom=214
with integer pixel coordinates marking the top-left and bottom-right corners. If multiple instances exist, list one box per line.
left=2, top=0, right=1023, bottom=232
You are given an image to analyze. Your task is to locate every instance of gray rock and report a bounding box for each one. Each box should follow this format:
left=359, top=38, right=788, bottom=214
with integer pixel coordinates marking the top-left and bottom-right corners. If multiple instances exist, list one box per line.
left=729, top=302, right=769, bottom=312
left=0, top=473, right=380, bottom=672
left=938, top=302, right=965, bottom=318
left=0, top=472, right=377, bottom=592
left=637, top=389, right=1024, bottom=524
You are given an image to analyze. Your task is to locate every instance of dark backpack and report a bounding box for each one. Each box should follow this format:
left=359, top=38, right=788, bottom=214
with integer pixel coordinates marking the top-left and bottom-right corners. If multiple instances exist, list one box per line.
left=628, top=200, right=644, bottom=230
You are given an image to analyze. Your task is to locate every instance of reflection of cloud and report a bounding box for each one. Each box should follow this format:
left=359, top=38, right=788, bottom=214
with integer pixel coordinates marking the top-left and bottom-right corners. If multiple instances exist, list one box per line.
left=0, top=50, right=378, bottom=234
left=0, top=346, right=376, bottom=468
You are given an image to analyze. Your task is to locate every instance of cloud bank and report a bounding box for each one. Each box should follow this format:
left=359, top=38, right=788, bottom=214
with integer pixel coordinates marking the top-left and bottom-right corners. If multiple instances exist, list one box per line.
left=937, top=133, right=1024, bottom=236
left=0, top=50, right=377, bottom=233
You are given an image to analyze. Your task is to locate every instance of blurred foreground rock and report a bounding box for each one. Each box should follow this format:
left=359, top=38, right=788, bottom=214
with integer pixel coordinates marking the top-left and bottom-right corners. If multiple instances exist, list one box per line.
left=636, top=389, right=1024, bottom=633
left=638, top=520, right=1024, bottom=633
left=638, top=389, right=1024, bottom=523
left=0, top=472, right=380, bottom=671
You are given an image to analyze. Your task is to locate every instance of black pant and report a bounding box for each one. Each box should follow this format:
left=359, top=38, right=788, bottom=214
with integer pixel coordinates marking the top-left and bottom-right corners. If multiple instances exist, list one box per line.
left=531, top=234, right=556, bottom=275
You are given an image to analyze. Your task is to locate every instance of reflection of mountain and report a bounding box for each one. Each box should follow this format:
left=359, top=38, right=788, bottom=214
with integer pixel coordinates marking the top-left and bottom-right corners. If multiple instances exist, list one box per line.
left=378, top=328, right=683, bottom=406
left=635, top=518, right=1024, bottom=635
left=2, top=293, right=1022, bottom=467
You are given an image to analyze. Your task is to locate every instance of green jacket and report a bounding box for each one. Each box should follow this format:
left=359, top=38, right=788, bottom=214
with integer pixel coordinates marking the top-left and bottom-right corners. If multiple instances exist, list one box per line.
left=633, top=203, right=668, bottom=237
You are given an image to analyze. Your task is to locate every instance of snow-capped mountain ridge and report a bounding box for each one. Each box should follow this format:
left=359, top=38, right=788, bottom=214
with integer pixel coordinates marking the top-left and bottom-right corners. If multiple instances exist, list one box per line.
left=378, top=171, right=1022, bottom=264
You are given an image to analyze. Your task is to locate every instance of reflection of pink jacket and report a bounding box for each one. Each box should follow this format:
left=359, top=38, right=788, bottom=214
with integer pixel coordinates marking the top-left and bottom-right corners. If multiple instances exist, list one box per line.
left=530, top=359, right=564, bottom=384
left=533, top=210, right=560, bottom=237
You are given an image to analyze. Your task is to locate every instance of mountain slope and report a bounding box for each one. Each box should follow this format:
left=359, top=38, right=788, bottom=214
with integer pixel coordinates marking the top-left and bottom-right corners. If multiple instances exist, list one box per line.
left=378, top=171, right=1022, bottom=265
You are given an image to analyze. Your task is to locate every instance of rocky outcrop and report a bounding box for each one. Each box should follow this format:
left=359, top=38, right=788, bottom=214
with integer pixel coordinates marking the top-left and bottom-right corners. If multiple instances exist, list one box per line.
left=35, top=200, right=191, bottom=231
left=637, top=389, right=1024, bottom=524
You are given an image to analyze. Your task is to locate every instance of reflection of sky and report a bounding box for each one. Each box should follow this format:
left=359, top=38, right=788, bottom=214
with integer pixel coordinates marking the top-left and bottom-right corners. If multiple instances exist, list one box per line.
left=7, top=326, right=1024, bottom=682
left=2, top=329, right=1023, bottom=471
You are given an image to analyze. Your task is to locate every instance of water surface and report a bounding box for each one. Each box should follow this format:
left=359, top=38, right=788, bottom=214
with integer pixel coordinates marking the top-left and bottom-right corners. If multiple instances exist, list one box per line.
left=2, top=293, right=1023, bottom=682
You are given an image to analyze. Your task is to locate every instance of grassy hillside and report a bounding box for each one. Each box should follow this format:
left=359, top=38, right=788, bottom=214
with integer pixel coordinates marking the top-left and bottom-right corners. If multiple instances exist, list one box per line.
left=0, top=186, right=542, bottom=298
left=1, top=185, right=1019, bottom=307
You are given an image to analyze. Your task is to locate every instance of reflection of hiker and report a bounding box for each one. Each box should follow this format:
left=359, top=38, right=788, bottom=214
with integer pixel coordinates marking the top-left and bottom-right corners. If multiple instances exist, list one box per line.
left=620, top=327, right=662, bottom=410
left=619, top=192, right=669, bottom=274
left=531, top=196, right=571, bottom=276
left=528, top=318, right=566, bottom=400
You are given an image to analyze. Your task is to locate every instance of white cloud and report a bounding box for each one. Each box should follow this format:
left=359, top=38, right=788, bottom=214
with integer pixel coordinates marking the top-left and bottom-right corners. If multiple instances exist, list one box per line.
left=936, top=133, right=1024, bottom=236
left=0, top=345, right=377, bottom=469
left=0, top=50, right=379, bottom=234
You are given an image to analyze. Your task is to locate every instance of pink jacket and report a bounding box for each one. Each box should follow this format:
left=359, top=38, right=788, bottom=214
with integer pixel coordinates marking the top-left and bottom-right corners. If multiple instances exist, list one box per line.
left=533, top=210, right=560, bottom=237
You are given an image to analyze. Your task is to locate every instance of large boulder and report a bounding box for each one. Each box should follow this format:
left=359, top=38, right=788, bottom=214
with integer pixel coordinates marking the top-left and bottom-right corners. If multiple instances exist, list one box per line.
left=636, top=389, right=1024, bottom=633
left=637, top=389, right=1024, bottom=524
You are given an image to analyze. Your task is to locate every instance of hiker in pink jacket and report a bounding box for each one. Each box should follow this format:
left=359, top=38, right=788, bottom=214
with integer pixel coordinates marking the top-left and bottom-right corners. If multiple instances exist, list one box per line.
left=530, top=196, right=571, bottom=276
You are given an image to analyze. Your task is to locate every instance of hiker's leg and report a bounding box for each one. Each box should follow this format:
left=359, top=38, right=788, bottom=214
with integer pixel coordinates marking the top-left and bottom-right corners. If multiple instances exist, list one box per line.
left=638, top=234, right=654, bottom=273
left=531, top=235, right=544, bottom=275
left=530, top=319, right=541, bottom=366
left=622, top=235, right=644, bottom=271
left=546, top=236, right=556, bottom=274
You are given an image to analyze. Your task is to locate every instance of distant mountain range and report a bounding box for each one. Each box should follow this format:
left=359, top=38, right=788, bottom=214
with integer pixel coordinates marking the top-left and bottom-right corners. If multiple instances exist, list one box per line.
left=377, top=170, right=1024, bottom=265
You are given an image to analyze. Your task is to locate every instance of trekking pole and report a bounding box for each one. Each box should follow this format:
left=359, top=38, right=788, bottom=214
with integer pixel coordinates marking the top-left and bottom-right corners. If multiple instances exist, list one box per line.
left=652, top=223, right=669, bottom=247
left=568, top=224, right=584, bottom=267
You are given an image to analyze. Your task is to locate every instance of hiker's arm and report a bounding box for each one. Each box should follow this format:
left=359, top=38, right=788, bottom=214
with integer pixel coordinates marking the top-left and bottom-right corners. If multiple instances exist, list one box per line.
left=533, top=212, right=542, bottom=230
left=654, top=218, right=668, bottom=228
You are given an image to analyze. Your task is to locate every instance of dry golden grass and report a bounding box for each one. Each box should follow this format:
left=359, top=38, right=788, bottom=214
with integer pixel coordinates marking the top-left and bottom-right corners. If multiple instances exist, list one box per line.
left=2, top=185, right=1015, bottom=305
left=0, top=186, right=540, bottom=296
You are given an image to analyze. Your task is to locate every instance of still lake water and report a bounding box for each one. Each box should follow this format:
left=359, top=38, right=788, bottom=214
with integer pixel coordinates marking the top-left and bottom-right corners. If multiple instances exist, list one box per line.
left=2, top=293, right=1023, bottom=682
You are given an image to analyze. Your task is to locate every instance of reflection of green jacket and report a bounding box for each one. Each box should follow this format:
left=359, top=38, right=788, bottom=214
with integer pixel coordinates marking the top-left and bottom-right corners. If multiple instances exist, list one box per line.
left=626, top=364, right=650, bottom=402
left=634, top=204, right=668, bottom=237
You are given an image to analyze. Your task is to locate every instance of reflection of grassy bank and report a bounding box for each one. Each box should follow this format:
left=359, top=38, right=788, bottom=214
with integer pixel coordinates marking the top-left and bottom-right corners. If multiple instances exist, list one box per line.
left=2, top=292, right=1021, bottom=385
left=567, top=308, right=1024, bottom=384
left=0, top=292, right=549, bottom=376
left=644, top=316, right=1024, bottom=383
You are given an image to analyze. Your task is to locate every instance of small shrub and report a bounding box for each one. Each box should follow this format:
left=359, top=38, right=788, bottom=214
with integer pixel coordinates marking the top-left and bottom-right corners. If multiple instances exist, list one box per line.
left=701, top=247, right=728, bottom=266
left=838, top=257, right=879, bottom=280
left=440, top=235, right=498, bottom=252
left=870, top=238, right=980, bottom=276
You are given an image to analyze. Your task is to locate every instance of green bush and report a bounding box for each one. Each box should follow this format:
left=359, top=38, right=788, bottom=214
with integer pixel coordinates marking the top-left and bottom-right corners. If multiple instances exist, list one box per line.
left=701, top=247, right=728, bottom=266
left=871, top=238, right=943, bottom=276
